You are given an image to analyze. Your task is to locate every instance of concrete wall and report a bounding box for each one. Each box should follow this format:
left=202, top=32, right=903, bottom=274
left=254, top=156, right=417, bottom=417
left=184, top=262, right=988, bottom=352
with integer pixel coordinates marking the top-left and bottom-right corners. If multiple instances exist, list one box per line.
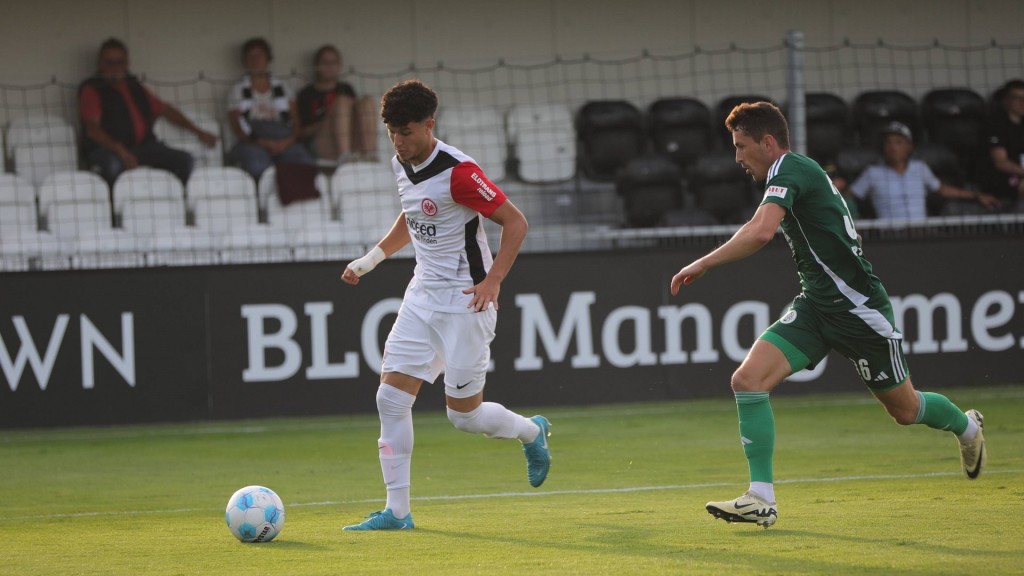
left=1, top=0, right=1020, bottom=84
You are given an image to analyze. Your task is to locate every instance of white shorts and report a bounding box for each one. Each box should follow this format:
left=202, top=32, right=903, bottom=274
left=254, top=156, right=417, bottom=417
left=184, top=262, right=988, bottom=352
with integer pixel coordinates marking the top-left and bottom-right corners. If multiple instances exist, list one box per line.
left=381, top=299, right=496, bottom=398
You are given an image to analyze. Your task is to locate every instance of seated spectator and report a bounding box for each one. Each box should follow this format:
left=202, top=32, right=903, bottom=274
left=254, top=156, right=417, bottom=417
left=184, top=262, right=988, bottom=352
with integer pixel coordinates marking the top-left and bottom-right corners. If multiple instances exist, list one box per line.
left=297, top=45, right=378, bottom=164
left=847, top=121, right=1000, bottom=220
left=984, top=79, right=1024, bottom=211
left=79, top=38, right=217, bottom=186
left=226, top=37, right=315, bottom=180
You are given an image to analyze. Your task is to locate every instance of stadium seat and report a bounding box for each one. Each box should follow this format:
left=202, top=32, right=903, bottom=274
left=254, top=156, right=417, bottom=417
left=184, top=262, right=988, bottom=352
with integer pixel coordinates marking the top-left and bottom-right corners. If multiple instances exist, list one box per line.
left=576, top=100, right=645, bottom=181
left=714, top=94, right=774, bottom=148
left=801, top=92, right=852, bottom=165
left=187, top=166, right=258, bottom=230
left=70, top=228, right=147, bottom=269
left=146, top=227, right=220, bottom=267
left=0, top=173, right=40, bottom=235
left=13, top=142, right=79, bottom=188
left=914, top=142, right=966, bottom=186
left=0, top=227, right=63, bottom=271
left=689, top=151, right=758, bottom=224
left=921, top=88, right=989, bottom=179
left=153, top=111, right=223, bottom=167
left=647, top=97, right=713, bottom=173
left=258, top=166, right=332, bottom=232
left=113, top=167, right=187, bottom=236
left=217, top=223, right=292, bottom=264
left=615, top=155, right=684, bottom=227
left=436, top=105, right=507, bottom=181
left=38, top=171, right=112, bottom=240
left=5, top=114, right=76, bottom=162
left=506, top=104, right=576, bottom=183
left=852, top=90, right=920, bottom=149
left=330, top=162, right=402, bottom=245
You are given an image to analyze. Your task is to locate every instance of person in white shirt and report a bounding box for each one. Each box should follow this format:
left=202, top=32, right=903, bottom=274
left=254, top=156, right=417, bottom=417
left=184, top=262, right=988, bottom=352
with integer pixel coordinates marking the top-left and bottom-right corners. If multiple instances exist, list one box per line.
left=848, top=121, right=1000, bottom=220
left=340, top=80, right=551, bottom=531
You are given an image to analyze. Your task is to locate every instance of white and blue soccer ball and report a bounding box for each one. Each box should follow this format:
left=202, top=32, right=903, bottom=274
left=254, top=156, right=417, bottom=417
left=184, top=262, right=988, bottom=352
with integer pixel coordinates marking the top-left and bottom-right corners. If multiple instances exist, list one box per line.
left=225, top=485, right=285, bottom=543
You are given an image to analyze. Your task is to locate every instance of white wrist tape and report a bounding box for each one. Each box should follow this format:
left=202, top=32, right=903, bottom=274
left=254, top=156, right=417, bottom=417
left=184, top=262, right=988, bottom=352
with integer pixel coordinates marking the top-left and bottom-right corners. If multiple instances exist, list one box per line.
left=347, top=246, right=386, bottom=277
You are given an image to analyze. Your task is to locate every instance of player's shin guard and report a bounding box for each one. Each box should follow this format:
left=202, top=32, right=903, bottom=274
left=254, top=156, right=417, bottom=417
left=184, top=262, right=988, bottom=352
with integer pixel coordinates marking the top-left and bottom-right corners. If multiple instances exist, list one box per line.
left=735, top=392, right=775, bottom=483
left=914, top=391, right=970, bottom=435
left=377, top=384, right=416, bottom=518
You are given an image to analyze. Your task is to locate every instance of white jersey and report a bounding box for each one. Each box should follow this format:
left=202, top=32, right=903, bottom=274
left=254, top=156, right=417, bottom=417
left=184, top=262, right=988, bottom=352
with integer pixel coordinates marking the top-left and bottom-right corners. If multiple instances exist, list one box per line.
left=392, top=139, right=507, bottom=313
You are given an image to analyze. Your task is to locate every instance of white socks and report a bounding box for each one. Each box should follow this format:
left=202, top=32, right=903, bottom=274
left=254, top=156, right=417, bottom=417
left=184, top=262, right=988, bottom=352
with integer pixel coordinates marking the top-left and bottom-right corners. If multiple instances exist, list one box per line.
left=376, top=386, right=540, bottom=518
left=749, top=481, right=776, bottom=503
left=447, top=402, right=540, bottom=443
left=376, top=385, right=415, bottom=519
left=958, top=416, right=979, bottom=443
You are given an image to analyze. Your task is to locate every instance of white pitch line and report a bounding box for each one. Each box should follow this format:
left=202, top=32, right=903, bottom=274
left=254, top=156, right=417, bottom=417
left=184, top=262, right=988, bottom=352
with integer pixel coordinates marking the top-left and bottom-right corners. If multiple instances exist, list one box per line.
left=5, top=469, right=1022, bottom=522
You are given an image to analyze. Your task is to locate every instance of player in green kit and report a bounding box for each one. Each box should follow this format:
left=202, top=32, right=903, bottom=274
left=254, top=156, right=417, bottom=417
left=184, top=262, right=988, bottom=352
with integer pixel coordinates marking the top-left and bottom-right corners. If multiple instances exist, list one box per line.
left=669, top=102, right=986, bottom=529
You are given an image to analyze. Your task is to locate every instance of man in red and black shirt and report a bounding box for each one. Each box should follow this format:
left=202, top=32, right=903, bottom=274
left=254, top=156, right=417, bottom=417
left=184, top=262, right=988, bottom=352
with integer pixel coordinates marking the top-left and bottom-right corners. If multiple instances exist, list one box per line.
left=78, top=38, right=217, bottom=185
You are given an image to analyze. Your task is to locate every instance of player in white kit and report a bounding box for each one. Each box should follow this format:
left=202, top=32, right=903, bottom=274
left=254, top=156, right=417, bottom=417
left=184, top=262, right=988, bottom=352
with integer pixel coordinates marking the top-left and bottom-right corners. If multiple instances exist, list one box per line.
left=341, top=80, right=551, bottom=531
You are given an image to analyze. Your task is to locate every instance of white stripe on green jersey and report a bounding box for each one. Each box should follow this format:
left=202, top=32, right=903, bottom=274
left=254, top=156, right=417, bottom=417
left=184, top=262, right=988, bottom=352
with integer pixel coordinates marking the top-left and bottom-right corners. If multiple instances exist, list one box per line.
left=760, top=153, right=893, bottom=331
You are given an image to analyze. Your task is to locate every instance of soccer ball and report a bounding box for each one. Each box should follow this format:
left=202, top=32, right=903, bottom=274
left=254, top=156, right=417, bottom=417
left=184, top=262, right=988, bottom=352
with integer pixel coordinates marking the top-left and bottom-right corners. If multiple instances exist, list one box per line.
left=225, top=485, right=285, bottom=543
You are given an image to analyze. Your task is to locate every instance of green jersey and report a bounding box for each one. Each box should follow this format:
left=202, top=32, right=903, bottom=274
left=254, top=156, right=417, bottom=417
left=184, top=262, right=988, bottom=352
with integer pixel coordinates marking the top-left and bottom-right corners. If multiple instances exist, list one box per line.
left=760, top=152, right=882, bottom=313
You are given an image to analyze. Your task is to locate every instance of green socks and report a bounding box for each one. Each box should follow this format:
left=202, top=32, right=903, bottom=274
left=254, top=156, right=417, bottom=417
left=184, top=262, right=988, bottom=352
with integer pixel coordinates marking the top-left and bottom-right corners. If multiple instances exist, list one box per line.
left=736, top=391, right=775, bottom=483
left=914, top=391, right=969, bottom=435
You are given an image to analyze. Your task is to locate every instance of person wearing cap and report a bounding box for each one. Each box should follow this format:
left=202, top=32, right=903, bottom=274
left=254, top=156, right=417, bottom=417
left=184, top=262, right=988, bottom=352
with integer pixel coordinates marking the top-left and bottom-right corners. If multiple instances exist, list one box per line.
left=848, top=121, right=1001, bottom=220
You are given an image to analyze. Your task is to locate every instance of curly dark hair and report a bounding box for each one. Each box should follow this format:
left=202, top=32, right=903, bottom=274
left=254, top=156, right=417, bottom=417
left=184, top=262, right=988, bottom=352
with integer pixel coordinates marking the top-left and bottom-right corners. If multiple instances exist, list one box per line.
left=725, top=101, right=790, bottom=149
left=380, top=80, right=438, bottom=127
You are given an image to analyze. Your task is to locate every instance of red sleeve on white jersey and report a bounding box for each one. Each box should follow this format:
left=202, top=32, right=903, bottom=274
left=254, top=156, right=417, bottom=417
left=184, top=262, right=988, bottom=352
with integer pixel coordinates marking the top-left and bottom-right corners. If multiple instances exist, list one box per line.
left=450, top=162, right=507, bottom=217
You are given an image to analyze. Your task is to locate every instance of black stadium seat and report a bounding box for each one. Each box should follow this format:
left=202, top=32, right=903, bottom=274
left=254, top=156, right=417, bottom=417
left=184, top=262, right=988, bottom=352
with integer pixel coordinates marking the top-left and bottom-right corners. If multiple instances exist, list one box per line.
left=921, top=88, right=989, bottom=177
left=576, top=100, right=645, bottom=181
left=852, top=90, right=920, bottom=149
left=615, top=154, right=684, bottom=227
left=689, top=150, right=758, bottom=224
left=647, top=97, right=713, bottom=172
left=802, top=92, right=852, bottom=165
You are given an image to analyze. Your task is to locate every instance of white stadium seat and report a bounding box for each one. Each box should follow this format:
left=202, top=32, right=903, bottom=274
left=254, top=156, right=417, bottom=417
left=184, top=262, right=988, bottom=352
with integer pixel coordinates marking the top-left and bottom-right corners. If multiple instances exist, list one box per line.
left=507, top=104, right=576, bottom=183
left=113, top=167, right=187, bottom=236
left=13, top=142, right=79, bottom=188
left=0, top=227, right=64, bottom=271
left=437, top=105, right=507, bottom=181
left=0, top=173, right=39, bottom=234
left=70, top=228, right=147, bottom=270
left=39, top=171, right=112, bottom=240
left=6, top=114, right=76, bottom=154
left=187, top=166, right=258, bottom=230
left=329, top=162, right=402, bottom=246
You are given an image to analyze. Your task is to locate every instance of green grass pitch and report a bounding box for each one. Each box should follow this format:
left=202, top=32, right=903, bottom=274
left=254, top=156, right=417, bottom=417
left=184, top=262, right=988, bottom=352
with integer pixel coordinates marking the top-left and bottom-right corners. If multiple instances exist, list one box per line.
left=2, top=386, right=1022, bottom=575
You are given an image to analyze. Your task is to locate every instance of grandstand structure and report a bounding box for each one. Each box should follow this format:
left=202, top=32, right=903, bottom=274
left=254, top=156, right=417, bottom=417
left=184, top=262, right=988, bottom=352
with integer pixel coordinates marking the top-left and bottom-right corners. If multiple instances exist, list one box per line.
left=1, top=35, right=1023, bottom=271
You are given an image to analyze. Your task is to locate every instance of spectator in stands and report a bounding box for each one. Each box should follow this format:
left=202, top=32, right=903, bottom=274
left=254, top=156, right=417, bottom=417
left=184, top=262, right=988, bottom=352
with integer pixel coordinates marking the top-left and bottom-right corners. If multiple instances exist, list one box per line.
left=296, top=45, right=378, bottom=164
left=79, top=38, right=217, bottom=186
left=226, top=37, right=315, bottom=180
left=847, top=121, right=1000, bottom=219
left=985, top=79, right=1024, bottom=211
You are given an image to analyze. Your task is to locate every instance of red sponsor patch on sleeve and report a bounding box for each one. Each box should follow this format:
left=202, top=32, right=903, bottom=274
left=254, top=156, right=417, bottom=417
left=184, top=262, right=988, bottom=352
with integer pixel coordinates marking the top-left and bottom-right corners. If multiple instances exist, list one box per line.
left=451, top=162, right=507, bottom=216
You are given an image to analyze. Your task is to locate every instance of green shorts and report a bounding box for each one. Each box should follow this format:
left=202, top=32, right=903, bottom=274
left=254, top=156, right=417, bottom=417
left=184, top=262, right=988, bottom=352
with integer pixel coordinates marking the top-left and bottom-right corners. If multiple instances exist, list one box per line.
left=760, top=293, right=910, bottom=392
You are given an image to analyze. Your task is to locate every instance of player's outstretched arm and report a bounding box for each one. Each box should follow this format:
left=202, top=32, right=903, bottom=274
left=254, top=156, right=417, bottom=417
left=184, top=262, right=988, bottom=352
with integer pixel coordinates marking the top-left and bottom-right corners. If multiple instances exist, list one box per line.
left=463, top=200, right=528, bottom=311
left=341, top=212, right=411, bottom=285
left=670, top=202, right=785, bottom=296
